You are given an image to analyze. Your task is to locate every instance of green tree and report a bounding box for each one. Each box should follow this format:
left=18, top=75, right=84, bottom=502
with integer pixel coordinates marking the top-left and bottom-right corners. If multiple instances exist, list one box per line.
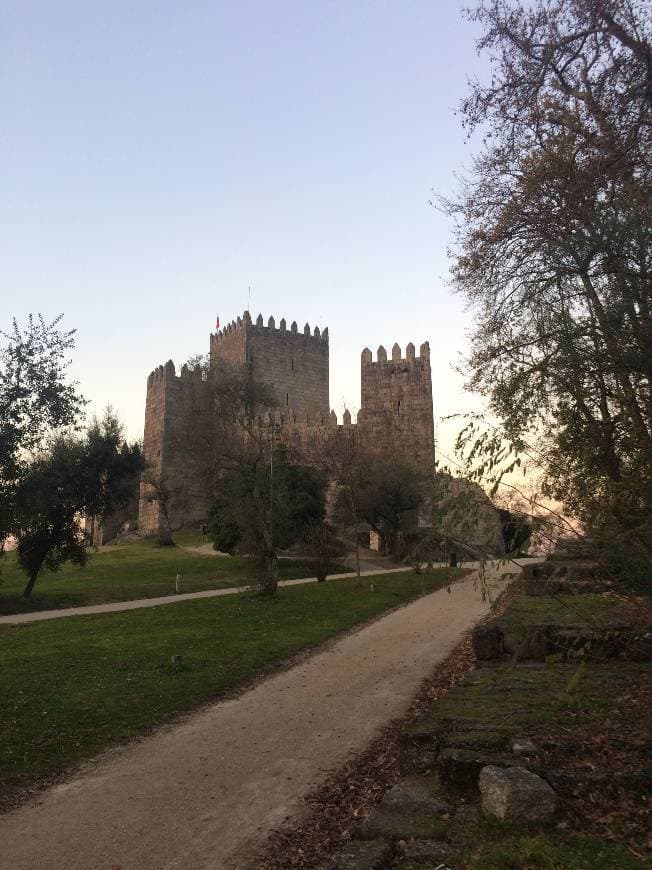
left=443, top=0, right=652, bottom=576
left=301, top=521, right=346, bottom=582
left=82, top=407, right=144, bottom=544
left=209, top=447, right=326, bottom=592
left=0, top=315, right=85, bottom=550
left=209, top=360, right=328, bottom=592
left=14, top=412, right=144, bottom=598
left=14, top=438, right=88, bottom=598
left=498, top=508, right=532, bottom=556
left=334, top=451, right=425, bottom=559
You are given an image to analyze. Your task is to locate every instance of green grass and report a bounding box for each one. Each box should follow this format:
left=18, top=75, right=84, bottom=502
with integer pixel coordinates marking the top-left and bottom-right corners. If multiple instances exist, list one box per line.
left=495, top=593, right=636, bottom=657
left=0, top=536, right=347, bottom=615
left=402, top=590, right=651, bottom=869
left=419, top=658, right=651, bottom=734
left=0, top=567, right=453, bottom=804
left=500, top=593, right=627, bottom=629
left=462, top=821, right=644, bottom=869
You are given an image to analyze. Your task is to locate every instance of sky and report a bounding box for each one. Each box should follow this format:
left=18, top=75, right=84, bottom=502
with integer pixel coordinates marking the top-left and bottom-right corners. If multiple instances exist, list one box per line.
left=1, top=0, right=490, bottom=463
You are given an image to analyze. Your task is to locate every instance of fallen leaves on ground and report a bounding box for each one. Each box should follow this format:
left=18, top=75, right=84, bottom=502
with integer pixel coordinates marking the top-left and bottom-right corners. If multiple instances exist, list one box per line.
left=255, top=578, right=521, bottom=870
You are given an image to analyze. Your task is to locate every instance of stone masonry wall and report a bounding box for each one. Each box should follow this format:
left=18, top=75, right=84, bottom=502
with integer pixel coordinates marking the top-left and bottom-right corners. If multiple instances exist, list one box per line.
left=209, top=315, right=247, bottom=366
left=138, top=314, right=435, bottom=534
left=247, top=316, right=329, bottom=420
left=358, top=341, right=434, bottom=469
left=210, top=312, right=329, bottom=420
left=138, top=361, right=214, bottom=535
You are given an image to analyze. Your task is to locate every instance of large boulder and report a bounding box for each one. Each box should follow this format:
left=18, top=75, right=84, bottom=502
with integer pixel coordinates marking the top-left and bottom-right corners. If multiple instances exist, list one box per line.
left=437, top=748, right=517, bottom=792
left=328, top=838, right=393, bottom=870
left=397, top=727, right=439, bottom=774
left=479, top=765, right=557, bottom=822
left=433, top=472, right=506, bottom=557
left=472, top=622, right=505, bottom=660
left=380, top=778, right=450, bottom=815
left=522, top=560, right=613, bottom=596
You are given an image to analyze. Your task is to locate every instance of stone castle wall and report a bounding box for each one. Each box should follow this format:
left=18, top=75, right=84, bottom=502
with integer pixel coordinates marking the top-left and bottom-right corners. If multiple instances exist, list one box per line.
left=358, top=341, right=434, bottom=468
left=138, top=311, right=435, bottom=535
left=210, top=312, right=329, bottom=419
left=138, top=361, right=214, bottom=534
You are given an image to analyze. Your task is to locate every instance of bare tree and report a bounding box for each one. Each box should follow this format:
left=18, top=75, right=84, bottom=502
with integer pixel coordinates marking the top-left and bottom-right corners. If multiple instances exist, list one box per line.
left=442, top=0, right=652, bottom=578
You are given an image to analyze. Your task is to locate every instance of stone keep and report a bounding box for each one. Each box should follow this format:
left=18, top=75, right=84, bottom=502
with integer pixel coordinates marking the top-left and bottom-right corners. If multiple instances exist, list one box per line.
left=138, top=312, right=435, bottom=535
left=359, top=341, right=434, bottom=469
left=209, top=312, right=329, bottom=419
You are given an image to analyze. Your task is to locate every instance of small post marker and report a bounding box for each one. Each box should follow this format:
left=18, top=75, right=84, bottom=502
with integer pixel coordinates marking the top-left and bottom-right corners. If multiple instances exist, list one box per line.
left=175, top=572, right=181, bottom=593
left=370, top=582, right=375, bottom=592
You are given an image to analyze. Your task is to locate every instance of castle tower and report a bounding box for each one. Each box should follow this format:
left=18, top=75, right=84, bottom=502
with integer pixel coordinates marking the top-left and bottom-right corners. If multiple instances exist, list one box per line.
left=358, top=340, right=434, bottom=469
left=138, top=360, right=214, bottom=535
left=209, top=311, right=329, bottom=419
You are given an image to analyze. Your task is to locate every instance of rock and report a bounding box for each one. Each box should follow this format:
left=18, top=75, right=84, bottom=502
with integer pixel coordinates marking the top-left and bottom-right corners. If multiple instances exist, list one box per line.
left=437, top=748, right=517, bottom=792
left=523, top=576, right=564, bottom=596
left=443, top=729, right=509, bottom=753
left=357, top=808, right=449, bottom=842
left=398, top=838, right=456, bottom=863
left=399, top=724, right=439, bottom=751
left=542, top=767, right=651, bottom=794
left=511, top=738, right=539, bottom=757
left=522, top=562, right=556, bottom=582
left=523, top=560, right=615, bottom=596
left=328, top=838, right=393, bottom=870
left=624, top=628, right=652, bottom=661
left=398, top=739, right=438, bottom=775
left=447, top=803, right=481, bottom=844
left=425, top=717, right=512, bottom=735
left=479, top=765, right=556, bottom=822
left=472, top=622, right=505, bottom=660
left=380, top=778, right=450, bottom=815
left=504, top=624, right=556, bottom=659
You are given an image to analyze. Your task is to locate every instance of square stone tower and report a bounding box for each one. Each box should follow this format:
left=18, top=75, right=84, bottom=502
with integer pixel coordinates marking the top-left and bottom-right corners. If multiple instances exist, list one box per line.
left=358, top=341, right=434, bottom=468
left=209, top=312, right=329, bottom=419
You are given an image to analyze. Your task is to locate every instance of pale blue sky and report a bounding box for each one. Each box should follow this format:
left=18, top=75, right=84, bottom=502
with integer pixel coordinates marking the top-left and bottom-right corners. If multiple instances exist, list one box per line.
left=1, top=1, right=488, bottom=457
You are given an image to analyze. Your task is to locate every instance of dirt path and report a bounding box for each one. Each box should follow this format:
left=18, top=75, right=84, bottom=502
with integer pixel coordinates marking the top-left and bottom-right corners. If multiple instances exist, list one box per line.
left=0, top=566, right=415, bottom=625
left=0, top=564, right=520, bottom=870
left=0, top=558, right=537, bottom=626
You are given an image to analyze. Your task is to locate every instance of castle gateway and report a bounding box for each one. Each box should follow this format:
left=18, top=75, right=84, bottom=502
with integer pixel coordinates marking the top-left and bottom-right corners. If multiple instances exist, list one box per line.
left=138, top=312, right=434, bottom=535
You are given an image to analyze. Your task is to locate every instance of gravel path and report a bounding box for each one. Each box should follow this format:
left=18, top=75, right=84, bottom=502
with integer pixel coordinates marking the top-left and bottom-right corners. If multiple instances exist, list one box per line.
left=0, top=566, right=415, bottom=625
left=0, top=562, right=525, bottom=870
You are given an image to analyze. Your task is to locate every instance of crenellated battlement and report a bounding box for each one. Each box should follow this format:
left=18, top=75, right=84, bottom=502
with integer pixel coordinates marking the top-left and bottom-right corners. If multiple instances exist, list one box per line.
left=361, top=340, right=430, bottom=366
left=210, top=310, right=328, bottom=346
left=146, top=359, right=205, bottom=390
left=139, top=311, right=433, bottom=536
left=359, top=336, right=434, bottom=469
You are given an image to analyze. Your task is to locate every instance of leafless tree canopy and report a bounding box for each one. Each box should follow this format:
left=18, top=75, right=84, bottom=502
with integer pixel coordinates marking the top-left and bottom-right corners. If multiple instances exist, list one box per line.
left=443, top=0, right=652, bottom=569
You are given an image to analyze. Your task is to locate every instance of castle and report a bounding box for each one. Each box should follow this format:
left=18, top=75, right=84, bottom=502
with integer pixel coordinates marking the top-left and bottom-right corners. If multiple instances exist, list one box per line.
left=137, top=311, right=435, bottom=535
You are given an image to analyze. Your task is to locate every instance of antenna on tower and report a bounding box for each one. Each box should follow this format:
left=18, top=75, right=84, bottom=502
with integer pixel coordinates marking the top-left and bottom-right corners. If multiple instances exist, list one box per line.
left=248, top=285, right=251, bottom=316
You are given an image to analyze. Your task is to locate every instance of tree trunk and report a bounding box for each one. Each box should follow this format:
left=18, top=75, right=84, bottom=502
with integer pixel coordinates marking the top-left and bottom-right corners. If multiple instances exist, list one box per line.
left=22, top=571, right=38, bottom=599
left=260, top=551, right=278, bottom=594
left=157, top=521, right=174, bottom=547
left=355, top=521, right=361, bottom=579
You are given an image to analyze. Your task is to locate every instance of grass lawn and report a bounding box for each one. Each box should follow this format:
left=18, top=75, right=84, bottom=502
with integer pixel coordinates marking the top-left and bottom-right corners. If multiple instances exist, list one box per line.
left=457, top=820, right=645, bottom=870
left=0, top=532, right=347, bottom=615
left=398, top=590, right=651, bottom=868
left=0, top=567, right=454, bottom=806
left=495, top=592, right=636, bottom=655
left=444, top=659, right=652, bottom=868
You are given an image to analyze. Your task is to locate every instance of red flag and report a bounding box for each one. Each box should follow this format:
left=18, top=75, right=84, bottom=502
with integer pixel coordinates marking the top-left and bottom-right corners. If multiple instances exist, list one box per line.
left=215, top=314, right=220, bottom=329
